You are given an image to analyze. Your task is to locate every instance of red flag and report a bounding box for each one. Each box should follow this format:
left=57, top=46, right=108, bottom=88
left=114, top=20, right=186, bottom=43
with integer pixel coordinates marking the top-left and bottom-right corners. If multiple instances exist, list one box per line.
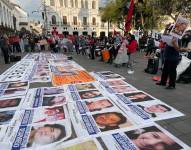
left=125, top=0, right=134, bottom=32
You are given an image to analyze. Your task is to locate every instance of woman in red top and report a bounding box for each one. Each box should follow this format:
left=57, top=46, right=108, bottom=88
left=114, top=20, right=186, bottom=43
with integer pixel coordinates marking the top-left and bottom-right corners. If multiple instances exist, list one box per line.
left=127, top=34, right=138, bottom=74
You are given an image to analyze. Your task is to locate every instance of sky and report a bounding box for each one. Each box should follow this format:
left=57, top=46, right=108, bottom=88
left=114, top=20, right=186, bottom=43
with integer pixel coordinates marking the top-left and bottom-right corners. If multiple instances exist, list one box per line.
left=11, top=0, right=42, bottom=21
left=12, top=0, right=106, bottom=21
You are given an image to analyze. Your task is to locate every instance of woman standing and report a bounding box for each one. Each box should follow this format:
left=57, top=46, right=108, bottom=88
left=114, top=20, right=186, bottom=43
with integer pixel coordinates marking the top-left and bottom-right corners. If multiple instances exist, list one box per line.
left=127, top=34, right=138, bottom=74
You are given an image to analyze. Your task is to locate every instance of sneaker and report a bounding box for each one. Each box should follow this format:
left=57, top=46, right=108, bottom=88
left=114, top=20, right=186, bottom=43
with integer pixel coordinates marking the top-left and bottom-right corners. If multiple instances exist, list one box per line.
left=128, top=70, right=134, bottom=74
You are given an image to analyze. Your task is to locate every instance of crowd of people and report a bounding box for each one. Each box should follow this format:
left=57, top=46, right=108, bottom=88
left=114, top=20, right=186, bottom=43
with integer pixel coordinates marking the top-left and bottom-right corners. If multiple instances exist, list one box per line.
left=1, top=23, right=191, bottom=90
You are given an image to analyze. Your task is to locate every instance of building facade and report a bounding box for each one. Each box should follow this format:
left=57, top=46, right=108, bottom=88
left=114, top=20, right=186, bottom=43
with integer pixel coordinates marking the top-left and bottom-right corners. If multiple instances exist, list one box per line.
left=0, top=0, right=14, bottom=35
left=45, top=0, right=119, bottom=37
left=0, top=0, right=30, bottom=35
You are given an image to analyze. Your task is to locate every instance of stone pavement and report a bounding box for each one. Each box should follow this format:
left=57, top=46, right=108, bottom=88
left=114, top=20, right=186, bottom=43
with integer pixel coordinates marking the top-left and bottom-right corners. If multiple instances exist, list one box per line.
left=0, top=52, right=191, bottom=146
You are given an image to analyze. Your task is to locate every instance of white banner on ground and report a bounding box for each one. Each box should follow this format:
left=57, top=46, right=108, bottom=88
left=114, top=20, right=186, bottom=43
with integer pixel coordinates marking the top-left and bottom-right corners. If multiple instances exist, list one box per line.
left=0, top=60, right=34, bottom=82
left=22, top=87, right=68, bottom=109
left=56, top=123, right=191, bottom=150
left=0, top=81, right=29, bottom=98
left=116, top=99, right=184, bottom=123
left=91, top=71, right=125, bottom=81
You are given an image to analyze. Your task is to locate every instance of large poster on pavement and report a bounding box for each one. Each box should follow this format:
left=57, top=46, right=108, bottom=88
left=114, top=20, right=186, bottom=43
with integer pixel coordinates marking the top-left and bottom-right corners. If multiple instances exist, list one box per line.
left=22, top=87, right=68, bottom=109
left=99, top=80, right=138, bottom=94
left=68, top=101, right=136, bottom=137
left=2, top=104, right=80, bottom=150
left=115, top=97, right=184, bottom=122
left=0, top=60, right=34, bottom=82
left=99, top=123, right=190, bottom=150
left=56, top=123, right=191, bottom=150
left=91, top=71, right=125, bottom=81
left=51, top=69, right=95, bottom=86
left=0, top=81, right=29, bottom=98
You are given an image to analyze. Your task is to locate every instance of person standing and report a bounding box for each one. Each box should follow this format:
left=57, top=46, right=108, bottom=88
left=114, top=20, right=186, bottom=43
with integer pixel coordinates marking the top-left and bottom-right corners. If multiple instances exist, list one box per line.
left=0, top=34, right=10, bottom=64
left=127, top=34, right=138, bottom=74
left=156, top=36, right=190, bottom=89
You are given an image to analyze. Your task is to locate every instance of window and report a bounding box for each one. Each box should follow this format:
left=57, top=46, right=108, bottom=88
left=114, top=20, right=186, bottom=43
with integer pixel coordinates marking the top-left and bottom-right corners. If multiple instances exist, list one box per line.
left=75, top=0, right=78, bottom=8
left=81, top=0, right=84, bottom=8
left=73, top=16, right=77, bottom=25
left=101, top=22, right=104, bottom=27
left=64, top=0, right=68, bottom=7
left=60, top=0, right=63, bottom=6
left=92, top=17, right=96, bottom=25
left=83, top=17, right=87, bottom=25
left=85, top=0, right=88, bottom=9
left=52, top=15, right=56, bottom=24
left=92, top=0, right=96, bottom=9
left=50, top=0, right=55, bottom=6
left=71, top=0, right=74, bottom=7
left=63, top=16, right=67, bottom=24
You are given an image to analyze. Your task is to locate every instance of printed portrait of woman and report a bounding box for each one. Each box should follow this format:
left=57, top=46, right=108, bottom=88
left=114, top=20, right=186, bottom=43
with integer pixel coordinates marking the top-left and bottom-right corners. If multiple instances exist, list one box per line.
left=79, top=90, right=102, bottom=99
left=93, top=112, right=127, bottom=131
left=107, top=80, right=127, bottom=87
left=172, top=22, right=188, bottom=36
left=42, top=96, right=66, bottom=106
left=44, top=87, right=65, bottom=95
left=8, top=82, right=28, bottom=89
left=124, top=92, right=154, bottom=102
left=85, top=99, right=113, bottom=112
left=76, top=83, right=96, bottom=91
left=4, top=88, right=26, bottom=95
left=112, top=86, right=136, bottom=93
left=0, top=110, right=15, bottom=125
left=27, top=124, right=66, bottom=147
left=0, top=98, right=21, bottom=109
left=137, top=104, right=172, bottom=118
left=125, top=126, right=182, bottom=150
left=34, top=106, right=65, bottom=123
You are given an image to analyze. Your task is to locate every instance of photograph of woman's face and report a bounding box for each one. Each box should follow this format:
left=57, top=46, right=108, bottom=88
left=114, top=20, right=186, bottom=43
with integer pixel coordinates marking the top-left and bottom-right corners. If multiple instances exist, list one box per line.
left=76, top=83, right=96, bottom=91
left=0, top=98, right=21, bottom=108
left=125, top=126, right=182, bottom=150
left=8, top=82, right=28, bottom=89
left=79, top=90, right=102, bottom=99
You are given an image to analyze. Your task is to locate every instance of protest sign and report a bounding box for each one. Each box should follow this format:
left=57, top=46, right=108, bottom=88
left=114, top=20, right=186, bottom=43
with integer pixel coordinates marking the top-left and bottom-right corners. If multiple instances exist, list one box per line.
left=170, top=15, right=190, bottom=39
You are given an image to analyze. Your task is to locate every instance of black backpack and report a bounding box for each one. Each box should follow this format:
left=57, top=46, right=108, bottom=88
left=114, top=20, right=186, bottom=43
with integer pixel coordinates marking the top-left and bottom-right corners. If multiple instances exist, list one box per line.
left=144, top=57, right=159, bottom=74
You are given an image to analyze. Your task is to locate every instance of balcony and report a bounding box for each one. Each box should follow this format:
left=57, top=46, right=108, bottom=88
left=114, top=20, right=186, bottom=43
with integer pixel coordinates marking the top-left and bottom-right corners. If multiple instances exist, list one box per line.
left=91, top=23, right=99, bottom=27
left=60, top=22, right=70, bottom=26
left=82, top=23, right=89, bottom=27
left=49, top=22, right=60, bottom=27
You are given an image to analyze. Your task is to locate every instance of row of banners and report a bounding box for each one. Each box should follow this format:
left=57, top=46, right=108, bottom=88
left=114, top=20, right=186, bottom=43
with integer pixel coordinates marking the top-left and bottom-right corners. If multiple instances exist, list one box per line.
left=0, top=53, right=190, bottom=150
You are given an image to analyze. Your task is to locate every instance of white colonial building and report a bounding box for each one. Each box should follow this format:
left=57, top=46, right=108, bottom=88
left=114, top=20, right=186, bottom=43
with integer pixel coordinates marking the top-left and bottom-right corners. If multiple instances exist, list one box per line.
left=45, top=0, right=119, bottom=37
left=0, top=0, right=30, bottom=35
left=0, top=0, right=14, bottom=34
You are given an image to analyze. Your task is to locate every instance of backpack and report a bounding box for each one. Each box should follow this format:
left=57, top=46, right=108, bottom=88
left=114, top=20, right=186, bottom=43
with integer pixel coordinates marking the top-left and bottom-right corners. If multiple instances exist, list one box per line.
left=144, top=57, right=159, bottom=74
